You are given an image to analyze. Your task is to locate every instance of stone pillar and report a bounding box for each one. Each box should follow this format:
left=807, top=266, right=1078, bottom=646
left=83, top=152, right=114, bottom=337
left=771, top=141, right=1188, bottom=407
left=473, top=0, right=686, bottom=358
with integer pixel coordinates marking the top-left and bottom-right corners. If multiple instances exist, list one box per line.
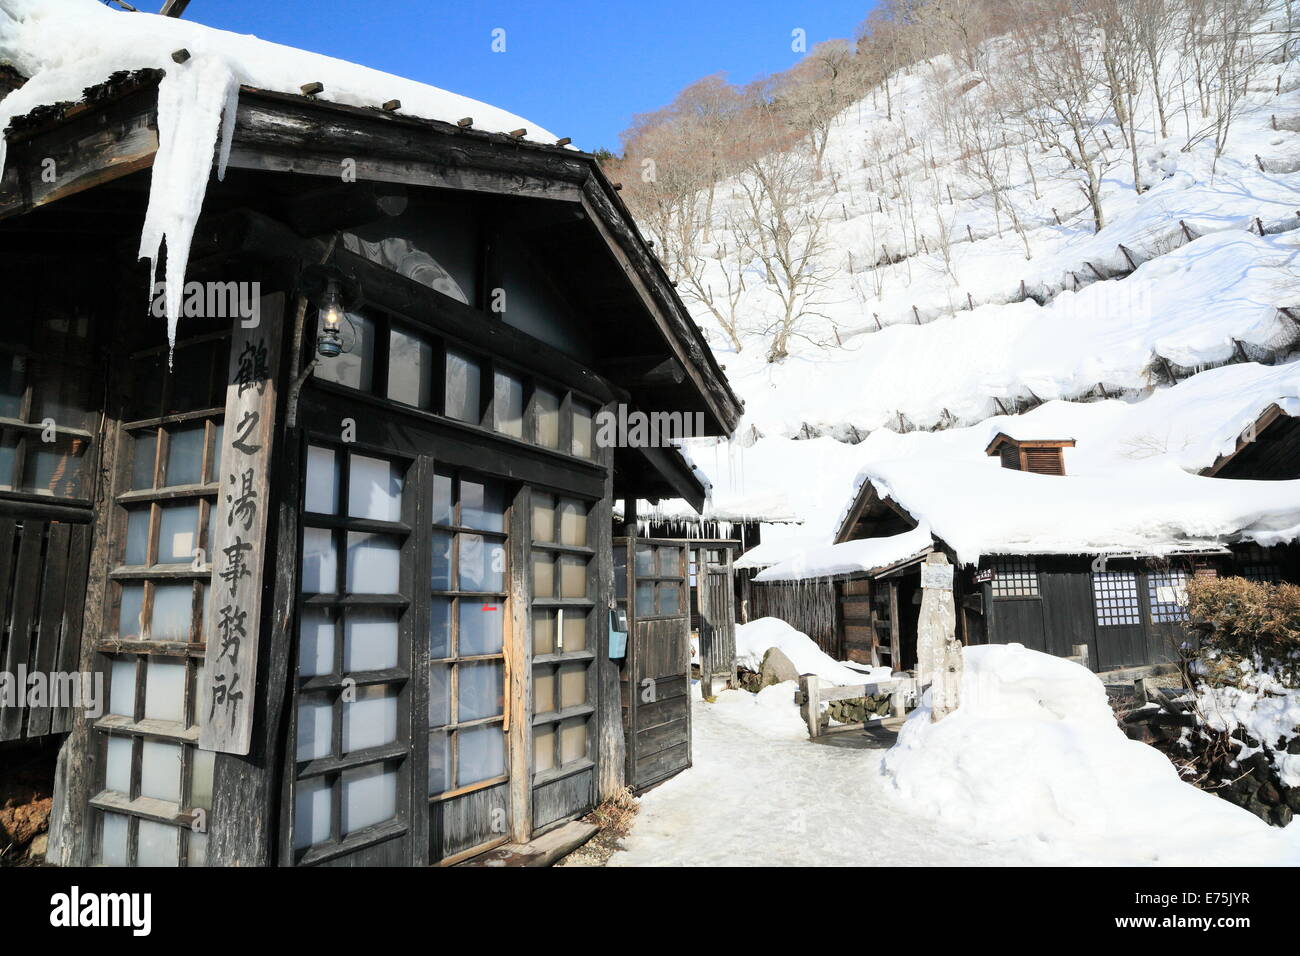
left=917, top=553, right=962, bottom=722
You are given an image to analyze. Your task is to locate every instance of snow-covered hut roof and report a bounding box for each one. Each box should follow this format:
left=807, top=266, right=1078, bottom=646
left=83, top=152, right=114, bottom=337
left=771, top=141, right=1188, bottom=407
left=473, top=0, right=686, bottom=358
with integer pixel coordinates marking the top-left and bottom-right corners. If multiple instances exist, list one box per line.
left=821, top=361, right=1300, bottom=569
left=754, top=525, right=934, bottom=582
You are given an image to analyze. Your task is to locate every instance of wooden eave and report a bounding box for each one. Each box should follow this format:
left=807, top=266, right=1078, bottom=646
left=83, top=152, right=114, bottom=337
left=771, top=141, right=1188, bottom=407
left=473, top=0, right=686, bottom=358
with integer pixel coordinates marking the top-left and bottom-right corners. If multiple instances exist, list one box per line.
left=833, top=481, right=920, bottom=544
left=0, top=75, right=743, bottom=436
left=1202, top=403, right=1290, bottom=477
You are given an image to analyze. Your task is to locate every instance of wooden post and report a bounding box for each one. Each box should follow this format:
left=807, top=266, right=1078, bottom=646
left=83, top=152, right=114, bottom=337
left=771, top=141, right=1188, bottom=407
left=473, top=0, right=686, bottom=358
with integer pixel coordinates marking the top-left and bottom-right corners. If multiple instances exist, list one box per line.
left=887, top=579, right=901, bottom=672
left=595, top=446, right=625, bottom=801
left=798, top=674, right=822, bottom=739
left=917, top=553, right=960, bottom=722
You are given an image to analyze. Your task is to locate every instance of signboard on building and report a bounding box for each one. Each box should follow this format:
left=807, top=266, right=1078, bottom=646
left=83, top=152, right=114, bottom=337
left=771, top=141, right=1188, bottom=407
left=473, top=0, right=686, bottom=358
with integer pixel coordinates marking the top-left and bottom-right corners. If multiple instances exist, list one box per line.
left=200, top=296, right=281, bottom=755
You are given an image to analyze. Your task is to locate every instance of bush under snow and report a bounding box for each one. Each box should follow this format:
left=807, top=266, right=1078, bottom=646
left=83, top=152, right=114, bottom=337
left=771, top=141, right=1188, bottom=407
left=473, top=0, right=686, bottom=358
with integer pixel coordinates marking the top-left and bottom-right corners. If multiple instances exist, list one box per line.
left=881, top=643, right=1300, bottom=864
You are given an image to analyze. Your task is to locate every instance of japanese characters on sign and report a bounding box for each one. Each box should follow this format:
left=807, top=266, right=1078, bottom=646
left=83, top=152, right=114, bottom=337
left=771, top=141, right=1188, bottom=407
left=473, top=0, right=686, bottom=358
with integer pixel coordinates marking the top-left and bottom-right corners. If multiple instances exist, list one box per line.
left=200, top=296, right=281, bottom=755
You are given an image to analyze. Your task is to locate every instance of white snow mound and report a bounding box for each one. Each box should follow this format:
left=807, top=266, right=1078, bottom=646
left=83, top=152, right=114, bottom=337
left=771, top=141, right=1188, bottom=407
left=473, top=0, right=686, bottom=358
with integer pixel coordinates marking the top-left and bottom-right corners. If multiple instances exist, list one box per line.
left=881, top=643, right=1300, bottom=864
left=735, top=617, right=888, bottom=686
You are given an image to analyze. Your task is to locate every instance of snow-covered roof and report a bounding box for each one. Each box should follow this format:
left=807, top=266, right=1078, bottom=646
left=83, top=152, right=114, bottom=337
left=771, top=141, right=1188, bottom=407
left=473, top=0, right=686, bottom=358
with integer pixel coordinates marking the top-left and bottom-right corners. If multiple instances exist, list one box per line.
left=828, top=361, right=1300, bottom=568
left=755, top=525, right=933, bottom=582
left=0, top=0, right=562, bottom=347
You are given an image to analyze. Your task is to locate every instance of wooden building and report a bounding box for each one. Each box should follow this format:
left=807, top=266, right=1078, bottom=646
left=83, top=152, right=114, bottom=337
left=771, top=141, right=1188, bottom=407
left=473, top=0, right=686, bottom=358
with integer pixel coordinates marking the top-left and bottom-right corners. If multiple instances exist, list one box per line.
left=751, top=425, right=1300, bottom=675
left=0, top=60, right=740, bottom=866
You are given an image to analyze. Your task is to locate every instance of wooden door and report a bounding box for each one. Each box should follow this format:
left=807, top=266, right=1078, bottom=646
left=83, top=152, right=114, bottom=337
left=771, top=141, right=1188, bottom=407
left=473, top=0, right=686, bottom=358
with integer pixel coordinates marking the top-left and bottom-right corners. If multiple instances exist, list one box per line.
left=696, top=546, right=736, bottom=698
left=1089, top=568, right=1147, bottom=670
left=616, top=537, right=691, bottom=792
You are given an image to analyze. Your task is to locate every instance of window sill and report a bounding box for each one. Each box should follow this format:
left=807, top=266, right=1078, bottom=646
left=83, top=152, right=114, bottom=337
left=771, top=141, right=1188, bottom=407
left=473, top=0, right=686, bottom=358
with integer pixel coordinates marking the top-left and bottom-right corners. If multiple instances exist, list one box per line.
left=295, top=818, right=407, bottom=867
left=96, top=714, right=199, bottom=743
left=90, top=790, right=196, bottom=827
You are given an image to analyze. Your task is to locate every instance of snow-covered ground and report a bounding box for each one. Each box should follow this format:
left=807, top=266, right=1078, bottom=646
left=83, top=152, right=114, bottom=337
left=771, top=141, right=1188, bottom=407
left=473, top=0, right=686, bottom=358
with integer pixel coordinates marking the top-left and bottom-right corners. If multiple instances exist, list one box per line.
left=609, top=645, right=1300, bottom=867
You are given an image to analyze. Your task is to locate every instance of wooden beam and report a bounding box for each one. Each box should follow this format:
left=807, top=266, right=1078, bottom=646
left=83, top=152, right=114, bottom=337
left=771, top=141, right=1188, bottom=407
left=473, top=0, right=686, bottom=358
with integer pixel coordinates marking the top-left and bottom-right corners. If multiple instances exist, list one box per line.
left=159, top=0, right=191, bottom=15
left=580, top=177, right=741, bottom=435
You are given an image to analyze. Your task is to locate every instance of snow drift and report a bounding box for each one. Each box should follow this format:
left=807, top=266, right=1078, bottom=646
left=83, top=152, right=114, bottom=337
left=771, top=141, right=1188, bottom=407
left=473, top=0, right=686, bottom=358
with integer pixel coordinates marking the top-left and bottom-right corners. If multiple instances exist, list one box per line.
left=735, top=617, right=886, bottom=685
left=881, top=643, right=1300, bottom=864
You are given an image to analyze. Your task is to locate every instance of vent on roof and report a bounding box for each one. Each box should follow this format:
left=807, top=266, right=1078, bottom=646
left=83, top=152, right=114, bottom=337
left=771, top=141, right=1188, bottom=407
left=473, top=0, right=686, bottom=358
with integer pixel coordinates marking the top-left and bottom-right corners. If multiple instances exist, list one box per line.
left=985, top=434, right=1075, bottom=476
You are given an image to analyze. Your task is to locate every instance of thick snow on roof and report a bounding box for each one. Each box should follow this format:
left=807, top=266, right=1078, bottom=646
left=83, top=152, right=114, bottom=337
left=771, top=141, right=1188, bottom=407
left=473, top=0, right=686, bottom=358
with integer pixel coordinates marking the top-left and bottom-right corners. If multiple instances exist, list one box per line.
left=0, top=0, right=559, bottom=347
left=755, top=524, right=933, bottom=583
left=834, top=361, right=1300, bottom=567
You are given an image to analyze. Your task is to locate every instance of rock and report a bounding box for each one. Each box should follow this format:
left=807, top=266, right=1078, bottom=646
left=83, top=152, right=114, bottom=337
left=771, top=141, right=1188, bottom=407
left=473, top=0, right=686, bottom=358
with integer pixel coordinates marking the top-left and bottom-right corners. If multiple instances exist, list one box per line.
left=1235, top=774, right=1261, bottom=794
left=27, top=832, right=47, bottom=861
left=758, top=647, right=801, bottom=688
left=0, top=794, right=51, bottom=847
left=1259, top=782, right=1281, bottom=805
left=1246, top=798, right=1271, bottom=821
left=1288, top=737, right=1300, bottom=756
left=1274, top=806, right=1293, bottom=828
left=1286, top=788, right=1300, bottom=813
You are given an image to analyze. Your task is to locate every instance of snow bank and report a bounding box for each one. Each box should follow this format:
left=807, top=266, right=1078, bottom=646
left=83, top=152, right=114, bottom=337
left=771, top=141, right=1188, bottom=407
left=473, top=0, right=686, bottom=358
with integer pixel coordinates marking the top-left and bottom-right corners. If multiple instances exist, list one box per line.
left=881, top=643, right=1300, bottom=864
left=735, top=617, right=885, bottom=685
left=0, top=0, right=557, bottom=346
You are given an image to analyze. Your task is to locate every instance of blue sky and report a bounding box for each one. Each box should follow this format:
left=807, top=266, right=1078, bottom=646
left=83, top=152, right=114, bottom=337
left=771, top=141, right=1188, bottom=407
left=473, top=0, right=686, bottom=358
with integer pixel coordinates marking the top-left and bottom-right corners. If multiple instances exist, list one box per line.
left=171, top=0, right=876, bottom=152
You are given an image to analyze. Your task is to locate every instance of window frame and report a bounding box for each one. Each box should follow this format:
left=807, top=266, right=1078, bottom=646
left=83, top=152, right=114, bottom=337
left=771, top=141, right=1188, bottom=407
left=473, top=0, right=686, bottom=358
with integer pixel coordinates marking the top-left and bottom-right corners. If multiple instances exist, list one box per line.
left=529, top=491, right=597, bottom=785
left=426, top=467, right=511, bottom=803
left=292, top=439, right=415, bottom=864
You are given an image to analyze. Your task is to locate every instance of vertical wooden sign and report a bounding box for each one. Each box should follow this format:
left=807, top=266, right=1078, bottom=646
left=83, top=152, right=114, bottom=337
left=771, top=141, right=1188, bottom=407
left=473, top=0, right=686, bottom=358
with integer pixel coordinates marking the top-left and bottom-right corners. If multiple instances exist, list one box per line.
left=200, top=294, right=283, bottom=755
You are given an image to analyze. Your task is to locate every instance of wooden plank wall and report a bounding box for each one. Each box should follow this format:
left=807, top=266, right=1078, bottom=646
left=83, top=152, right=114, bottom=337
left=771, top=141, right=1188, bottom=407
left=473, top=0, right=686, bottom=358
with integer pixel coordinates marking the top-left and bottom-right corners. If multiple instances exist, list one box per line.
left=0, top=515, right=93, bottom=741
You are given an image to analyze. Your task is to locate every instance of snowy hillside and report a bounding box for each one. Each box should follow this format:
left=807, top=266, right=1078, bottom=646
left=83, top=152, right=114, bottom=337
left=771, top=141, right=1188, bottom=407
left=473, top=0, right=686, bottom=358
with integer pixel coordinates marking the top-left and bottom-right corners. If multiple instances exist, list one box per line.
left=626, top=0, right=1300, bottom=558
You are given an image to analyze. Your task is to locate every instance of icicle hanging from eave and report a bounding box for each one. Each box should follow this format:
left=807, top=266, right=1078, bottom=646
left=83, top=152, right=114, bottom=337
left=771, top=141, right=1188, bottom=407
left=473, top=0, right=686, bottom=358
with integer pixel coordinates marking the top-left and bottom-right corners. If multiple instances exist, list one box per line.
left=138, top=55, right=241, bottom=356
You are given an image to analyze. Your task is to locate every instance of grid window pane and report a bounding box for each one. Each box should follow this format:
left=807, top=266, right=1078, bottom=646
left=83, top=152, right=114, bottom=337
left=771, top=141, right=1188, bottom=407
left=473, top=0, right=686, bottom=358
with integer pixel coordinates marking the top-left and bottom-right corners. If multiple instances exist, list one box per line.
left=635, top=582, right=655, bottom=617
left=657, top=582, right=681, bottom=616
left=559, top=716, right=588, bottom=765
left=164, top=425, right=205, bottom=488
left=428, top=663, right=451, bottom=727
left=572, top=403, right=594, bottom=458
left=458, top=724, right=505, bottom=786
left=561, top=609, right=588, bottom=652
left=298, top=607, right=336, bottom=678
left=1148, top=570, right=1190, bottom=624
left=191, top=749, right=215, bottom=811
left=140, top=740, right=182, bottom=802
left=296, top=695, right=333, bottom=762
left=458, top=661, right=504, bottom=721
left=342, top=684, right=399, bottom=753
left=293, top=776, right=333, bottom=850
left=137, top=819, right=179, bottom=867
left=346, top=532, right=400, bottom=594
left=534, top=666, right=555, bottom=715
left=533, top=723, right=555, bottom=774
left=429, top=598, right=451, bottom=659
left=131, top=432, right=157, bottom=490
left=533, top=609, right=556, bottom=656
left=431, top=530, right=452, bottom=590
left=428, top=730, right=450, bottom=794
left=125, top=509, right=149, bottom=566
left=348, top=454, right=403, bottom=522
left=461, top=478, right=506, bottom=533
left=558, top=661, right=588, bottom=709
left=118, top=585, right=145, bottom=639
left=150, top=584, right=193, bottom=641
left=535, top=387, right=560, bottom=449
left=344, top=610, right=400, bottom=672
left=1092, top=571, right=1141, bottom=626
left=432, top=471, right=454, bottom=525
left=559, top=555, right=587, bottom=599
left=459, top=602, right=504, bottom=656
left=532, top=494, right=556, bottom=544
left=108, top=657, right=136, bottom=717
left=144, top=657, right=185, bottom=722
left=558, top=499, right=588, bottom=547
left=445, top=350, right=481, bottom=424
left=458, top=534, right=504, bottom=592
left=157, top=503, right=199, bottom=565
left=493, top=370, right=524, bottom=438
left=100, top=812, right=130, bottom=866
left=105, top=735, right=132, bottom=793
left=301, top=528, right=338, bottom=594
left=532, top=553, right=555, bottom=598
left=992, top=558, right=1039, bottom=598
left=304, top=445, right=339, bottom=514
left=388, top=327, right=433, bottom=409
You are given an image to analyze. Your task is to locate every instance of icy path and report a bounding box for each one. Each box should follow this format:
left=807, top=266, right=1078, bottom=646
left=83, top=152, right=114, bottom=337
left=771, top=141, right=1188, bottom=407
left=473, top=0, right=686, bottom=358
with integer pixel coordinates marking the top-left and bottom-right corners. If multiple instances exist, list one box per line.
left=609, top=685, right=1045, bottom=867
